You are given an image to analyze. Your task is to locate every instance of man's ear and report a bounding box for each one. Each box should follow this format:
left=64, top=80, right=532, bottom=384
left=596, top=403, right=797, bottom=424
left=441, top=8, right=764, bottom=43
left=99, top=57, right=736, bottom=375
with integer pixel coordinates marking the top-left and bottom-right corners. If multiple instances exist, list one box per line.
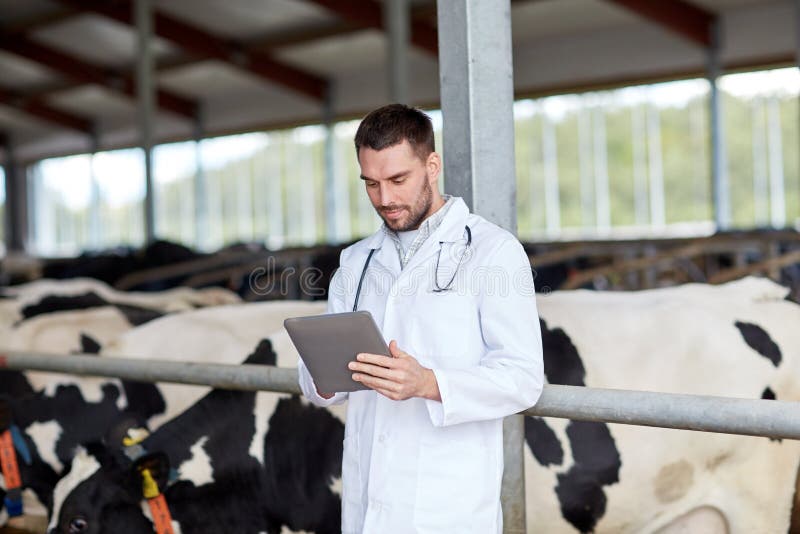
left=426, top=151, right=441, bottom=182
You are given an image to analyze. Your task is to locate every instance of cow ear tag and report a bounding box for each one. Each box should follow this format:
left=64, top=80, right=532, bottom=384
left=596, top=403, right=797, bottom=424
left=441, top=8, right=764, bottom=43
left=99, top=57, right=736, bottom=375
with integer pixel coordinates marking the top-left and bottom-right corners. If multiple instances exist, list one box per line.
left=134, top=453, right=170, bottom=494
left=138, top=464, right=175, bottom=534
left=141, top=468, right=160, bottom=499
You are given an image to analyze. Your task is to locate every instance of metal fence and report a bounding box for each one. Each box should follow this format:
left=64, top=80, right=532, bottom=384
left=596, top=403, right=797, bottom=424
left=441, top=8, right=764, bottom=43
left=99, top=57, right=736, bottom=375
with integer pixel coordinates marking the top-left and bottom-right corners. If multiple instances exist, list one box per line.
left=4, top=349, right=800, bottom=532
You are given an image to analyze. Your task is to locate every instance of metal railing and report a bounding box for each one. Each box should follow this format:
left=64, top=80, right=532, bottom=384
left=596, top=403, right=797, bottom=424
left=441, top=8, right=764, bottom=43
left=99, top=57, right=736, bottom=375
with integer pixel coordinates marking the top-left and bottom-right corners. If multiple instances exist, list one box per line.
left=4, top=348, right=800, bottom=533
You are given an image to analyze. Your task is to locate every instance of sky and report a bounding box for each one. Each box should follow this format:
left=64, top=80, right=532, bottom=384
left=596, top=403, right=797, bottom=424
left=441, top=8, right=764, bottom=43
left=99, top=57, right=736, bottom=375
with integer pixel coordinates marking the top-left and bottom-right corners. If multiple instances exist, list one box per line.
left=22, top=66, right=800, bottom=213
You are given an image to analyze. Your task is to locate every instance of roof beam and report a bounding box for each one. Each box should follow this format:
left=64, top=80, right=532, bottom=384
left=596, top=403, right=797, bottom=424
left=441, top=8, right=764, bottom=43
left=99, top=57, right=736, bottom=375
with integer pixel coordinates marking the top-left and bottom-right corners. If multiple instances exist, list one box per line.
left=604, top=0, right=714, bottom=47
left=0, top=33, right=197, bottom=118
left=306, top=0, right=439, bottom=55
left=0, top=86, right=93, bottom=133
left=56, top=0, right=327, bottom=101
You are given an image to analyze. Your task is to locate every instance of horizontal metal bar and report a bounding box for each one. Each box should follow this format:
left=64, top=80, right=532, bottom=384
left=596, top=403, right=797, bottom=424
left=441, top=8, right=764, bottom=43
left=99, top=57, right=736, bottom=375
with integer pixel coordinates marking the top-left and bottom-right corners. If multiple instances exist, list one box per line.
left=523, top=384, right=800, bottom=440
left=3, top=351, right=800, bottom=440
left=0, top=351, right=302, bottom=395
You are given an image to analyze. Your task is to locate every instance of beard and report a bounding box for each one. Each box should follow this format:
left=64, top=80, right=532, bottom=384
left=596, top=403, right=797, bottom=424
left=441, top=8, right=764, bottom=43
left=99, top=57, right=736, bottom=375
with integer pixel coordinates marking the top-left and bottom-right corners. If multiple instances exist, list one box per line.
left=378, top=176, right=434, bottom=232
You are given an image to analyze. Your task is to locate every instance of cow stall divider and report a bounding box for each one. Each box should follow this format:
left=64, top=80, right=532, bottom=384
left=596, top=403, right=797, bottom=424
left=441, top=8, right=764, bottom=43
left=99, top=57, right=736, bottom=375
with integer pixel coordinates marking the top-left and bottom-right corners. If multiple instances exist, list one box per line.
left=4, top=349, right=800, bottom=534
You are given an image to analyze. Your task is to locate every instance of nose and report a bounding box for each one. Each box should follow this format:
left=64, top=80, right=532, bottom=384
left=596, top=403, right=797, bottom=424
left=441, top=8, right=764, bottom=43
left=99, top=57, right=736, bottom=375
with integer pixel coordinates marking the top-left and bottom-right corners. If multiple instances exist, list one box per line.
left=377, top=183, right=397, bottom=207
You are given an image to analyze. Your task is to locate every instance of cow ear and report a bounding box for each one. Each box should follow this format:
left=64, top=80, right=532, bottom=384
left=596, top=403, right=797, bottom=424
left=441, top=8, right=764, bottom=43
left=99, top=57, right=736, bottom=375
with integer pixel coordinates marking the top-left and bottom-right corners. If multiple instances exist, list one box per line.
left=132, top=453, right=170, bottom=497
left=105, top=417, right=147, bottom=449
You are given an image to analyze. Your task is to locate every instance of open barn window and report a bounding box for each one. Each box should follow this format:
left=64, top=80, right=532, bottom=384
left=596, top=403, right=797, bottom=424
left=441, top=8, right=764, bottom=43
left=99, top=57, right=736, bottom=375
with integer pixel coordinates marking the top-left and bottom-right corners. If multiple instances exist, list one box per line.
left=29, top=150, right=145, bottom=257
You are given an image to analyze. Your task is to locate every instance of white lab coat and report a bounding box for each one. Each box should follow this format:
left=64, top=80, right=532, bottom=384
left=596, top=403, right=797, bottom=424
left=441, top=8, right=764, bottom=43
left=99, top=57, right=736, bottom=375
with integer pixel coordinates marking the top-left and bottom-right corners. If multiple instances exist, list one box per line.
left=298, top=198, right=544, bottom=534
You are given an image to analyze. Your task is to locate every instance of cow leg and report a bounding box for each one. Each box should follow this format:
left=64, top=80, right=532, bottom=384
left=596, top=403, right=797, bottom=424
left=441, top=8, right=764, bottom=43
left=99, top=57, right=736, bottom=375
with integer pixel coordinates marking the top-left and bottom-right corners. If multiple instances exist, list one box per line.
left=790, top=462, right=800, bottom=534
left=653, top=506, right=728, bottom=534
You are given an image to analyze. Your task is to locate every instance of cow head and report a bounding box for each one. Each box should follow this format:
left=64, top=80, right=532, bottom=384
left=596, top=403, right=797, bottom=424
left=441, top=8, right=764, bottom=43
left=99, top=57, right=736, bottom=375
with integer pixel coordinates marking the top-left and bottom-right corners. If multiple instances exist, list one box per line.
left=47, top=444, right=163, bottom=534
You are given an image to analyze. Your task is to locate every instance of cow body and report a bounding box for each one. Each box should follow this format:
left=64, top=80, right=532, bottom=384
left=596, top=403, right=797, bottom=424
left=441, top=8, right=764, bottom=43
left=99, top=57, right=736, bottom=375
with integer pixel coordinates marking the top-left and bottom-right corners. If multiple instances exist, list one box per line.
left=47, top=339, right=343, bottom=534
left=0, top=281, right=241, bottom=524
left=31, top=277, right=800, bottom=533
left=527, top=277, right=800, bottom=533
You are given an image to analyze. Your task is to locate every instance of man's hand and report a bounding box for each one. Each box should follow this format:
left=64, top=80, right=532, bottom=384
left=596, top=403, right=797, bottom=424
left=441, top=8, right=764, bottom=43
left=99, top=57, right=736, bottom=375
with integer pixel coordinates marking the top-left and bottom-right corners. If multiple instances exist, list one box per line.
left=349, top=340, right=441, bottom=401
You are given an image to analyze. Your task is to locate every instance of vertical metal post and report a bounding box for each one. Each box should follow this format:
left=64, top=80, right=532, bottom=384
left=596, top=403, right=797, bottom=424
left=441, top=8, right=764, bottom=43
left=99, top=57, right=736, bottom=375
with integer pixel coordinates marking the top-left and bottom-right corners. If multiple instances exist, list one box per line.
left=193, top=111, right=208, bottom=251
left=542, top=108, right=561, bottom=237
left=89, top=132, right=101, bottom=250
left=708, top=18, right=730, bottom=230
left=752, top=98, right=769, bottom=227
left=767, top=94, right=786, bottom=228
left=384, top=0, right=410, bottom=104
left=136, top=0, right=156, bottom=244
left=324, top=84, right=341, bottom=243
left=593, top=106, right=610, bottom=234
left=578, top=104, right=594, bottom=229
left=2, top=136, right=26, bottom=253
left=437, top=1, right=525, bottom=532
left=796, top=0, right=800, bottom=226
left=632, top=102, right=649, bottom=226
left=647, top=103, right=666, bottom=229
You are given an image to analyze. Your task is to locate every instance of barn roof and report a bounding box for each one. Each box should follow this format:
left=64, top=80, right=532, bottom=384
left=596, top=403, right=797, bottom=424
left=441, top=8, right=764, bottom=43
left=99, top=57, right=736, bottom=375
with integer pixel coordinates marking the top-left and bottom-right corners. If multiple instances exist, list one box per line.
left=0, top=0, right=794, bottom=164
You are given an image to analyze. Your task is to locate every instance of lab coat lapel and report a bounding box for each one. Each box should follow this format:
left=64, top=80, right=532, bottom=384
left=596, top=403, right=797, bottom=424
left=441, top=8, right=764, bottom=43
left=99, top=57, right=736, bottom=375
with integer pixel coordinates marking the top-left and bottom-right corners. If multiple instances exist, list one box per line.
left=401, top=197, right=471, bottom=275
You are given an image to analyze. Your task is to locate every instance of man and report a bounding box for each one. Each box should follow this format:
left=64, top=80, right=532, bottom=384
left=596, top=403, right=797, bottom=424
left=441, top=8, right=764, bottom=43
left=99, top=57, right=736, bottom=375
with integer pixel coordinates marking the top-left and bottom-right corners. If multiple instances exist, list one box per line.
left=298, top=104, right=543, bottom=533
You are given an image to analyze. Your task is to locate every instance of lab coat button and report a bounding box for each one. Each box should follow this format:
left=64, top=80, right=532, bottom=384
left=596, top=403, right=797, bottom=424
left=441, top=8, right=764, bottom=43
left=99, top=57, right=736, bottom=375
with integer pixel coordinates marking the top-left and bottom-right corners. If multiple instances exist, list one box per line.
left=378, top=434, right=386, bottom=443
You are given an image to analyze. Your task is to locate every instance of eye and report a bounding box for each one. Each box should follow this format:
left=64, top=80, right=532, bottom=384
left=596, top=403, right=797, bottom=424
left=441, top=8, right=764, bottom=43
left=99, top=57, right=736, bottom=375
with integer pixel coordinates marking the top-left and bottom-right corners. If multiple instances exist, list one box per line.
left=69, top=517, right=88, bottom=533
left=391, top=178, right=405, bottom=185
left=365, top=180, right=378, bottom=188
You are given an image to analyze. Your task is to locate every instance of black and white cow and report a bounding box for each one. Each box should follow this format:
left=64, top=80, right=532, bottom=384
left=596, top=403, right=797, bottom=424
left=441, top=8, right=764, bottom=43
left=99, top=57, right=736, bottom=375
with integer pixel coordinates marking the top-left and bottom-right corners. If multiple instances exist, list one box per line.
left=0, top=277, right=240, bottom=328
left=1, top=299, right=328, bottom=527
left=43, top=278, right=800, bottom=533
left=0, top=295, right=172, bottom=521
left=525, top=277, right=800, bottom=533
left=46, top=339, right=343, bottom=534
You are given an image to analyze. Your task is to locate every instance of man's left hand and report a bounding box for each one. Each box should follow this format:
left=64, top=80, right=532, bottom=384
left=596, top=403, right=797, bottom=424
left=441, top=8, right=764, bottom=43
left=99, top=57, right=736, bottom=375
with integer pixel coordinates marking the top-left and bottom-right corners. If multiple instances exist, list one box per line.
left=349, top=340, right=441, bottom=402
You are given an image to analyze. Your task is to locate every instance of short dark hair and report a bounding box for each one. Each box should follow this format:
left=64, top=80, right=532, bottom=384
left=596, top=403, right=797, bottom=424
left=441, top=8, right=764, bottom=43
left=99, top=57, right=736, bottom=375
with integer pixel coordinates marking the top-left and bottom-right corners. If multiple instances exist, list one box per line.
left=354, top=104, right=435, bottom=162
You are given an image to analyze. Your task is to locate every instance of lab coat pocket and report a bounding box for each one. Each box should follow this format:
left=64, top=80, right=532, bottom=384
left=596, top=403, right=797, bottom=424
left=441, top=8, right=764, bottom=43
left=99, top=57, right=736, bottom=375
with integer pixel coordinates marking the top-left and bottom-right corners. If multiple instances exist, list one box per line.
left=413, top=438, right=496, bottom=531
left=341, top=435, right=364, bottom=533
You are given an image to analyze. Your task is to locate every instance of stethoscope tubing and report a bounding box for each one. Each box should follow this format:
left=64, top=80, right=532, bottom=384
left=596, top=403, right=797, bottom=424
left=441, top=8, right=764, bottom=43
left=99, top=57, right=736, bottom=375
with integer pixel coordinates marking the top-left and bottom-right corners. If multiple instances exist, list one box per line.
left=352, top=225, right=471, bottom=311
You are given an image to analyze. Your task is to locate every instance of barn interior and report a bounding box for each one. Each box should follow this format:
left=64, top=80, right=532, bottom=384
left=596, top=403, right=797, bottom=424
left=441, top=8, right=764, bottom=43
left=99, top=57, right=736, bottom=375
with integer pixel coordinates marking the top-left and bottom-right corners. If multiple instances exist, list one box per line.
left=2, top=1, right=800, bottom=533
left=0, top=0, right=798, bottom=296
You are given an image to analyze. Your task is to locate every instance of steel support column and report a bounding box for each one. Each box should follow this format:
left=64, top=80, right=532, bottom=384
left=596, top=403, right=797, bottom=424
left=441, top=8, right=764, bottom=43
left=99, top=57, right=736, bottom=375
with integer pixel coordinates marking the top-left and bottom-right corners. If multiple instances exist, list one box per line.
left=193, top=111, right=208, bottom=250
left=136, top=0, right=156, bottom=244
left=323, top=85, right=341, bottom=243
left=384, top=0, right=410, bottom=104
left=795, top=0, right=800, bottom=225
left=708, top=18, right=730, bottom=230
left=2, top=137, right=26, bottom=253
left=88, top=132, right=101, bottom=249
left=437, top=1, right=524, bottom=532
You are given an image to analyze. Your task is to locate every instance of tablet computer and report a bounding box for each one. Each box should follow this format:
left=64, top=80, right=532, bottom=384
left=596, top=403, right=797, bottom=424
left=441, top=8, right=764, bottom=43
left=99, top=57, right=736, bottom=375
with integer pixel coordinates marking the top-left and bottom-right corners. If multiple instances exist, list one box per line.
left=284, top=311, right=390, bottom=393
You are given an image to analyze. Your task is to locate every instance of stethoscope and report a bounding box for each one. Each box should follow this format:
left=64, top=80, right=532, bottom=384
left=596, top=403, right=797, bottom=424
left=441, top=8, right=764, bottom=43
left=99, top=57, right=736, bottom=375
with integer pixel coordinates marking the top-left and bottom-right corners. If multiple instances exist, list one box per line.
left=352, top=225, right=472, bottom=311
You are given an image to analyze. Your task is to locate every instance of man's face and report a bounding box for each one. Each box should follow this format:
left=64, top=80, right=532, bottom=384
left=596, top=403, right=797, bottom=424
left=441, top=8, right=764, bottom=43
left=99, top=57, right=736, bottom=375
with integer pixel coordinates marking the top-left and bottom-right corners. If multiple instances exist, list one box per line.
left=358, top=140, right=442, bottom=232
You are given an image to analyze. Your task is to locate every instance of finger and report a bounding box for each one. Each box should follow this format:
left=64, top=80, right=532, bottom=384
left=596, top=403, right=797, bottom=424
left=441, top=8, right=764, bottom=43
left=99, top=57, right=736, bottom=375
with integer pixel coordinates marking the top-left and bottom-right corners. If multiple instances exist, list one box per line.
left=356, top=352, right=398, bottom=367
left=349, top=362, right=399, bottom=380
left=353, top=373, right=399, bottom=393
left=389, top=340, right=410, bottom=359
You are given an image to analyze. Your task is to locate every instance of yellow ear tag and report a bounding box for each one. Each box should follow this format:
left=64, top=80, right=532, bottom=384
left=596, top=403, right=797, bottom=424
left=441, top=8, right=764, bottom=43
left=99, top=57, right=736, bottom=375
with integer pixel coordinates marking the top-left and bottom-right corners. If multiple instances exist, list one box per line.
left=141, top=468, right=160, bottom=499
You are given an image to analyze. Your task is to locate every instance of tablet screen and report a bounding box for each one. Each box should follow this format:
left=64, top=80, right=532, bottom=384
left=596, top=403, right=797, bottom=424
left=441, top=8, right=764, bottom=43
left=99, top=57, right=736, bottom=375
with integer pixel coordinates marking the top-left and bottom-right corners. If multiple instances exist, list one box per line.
left=285, top=311, right=390, bottom=393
